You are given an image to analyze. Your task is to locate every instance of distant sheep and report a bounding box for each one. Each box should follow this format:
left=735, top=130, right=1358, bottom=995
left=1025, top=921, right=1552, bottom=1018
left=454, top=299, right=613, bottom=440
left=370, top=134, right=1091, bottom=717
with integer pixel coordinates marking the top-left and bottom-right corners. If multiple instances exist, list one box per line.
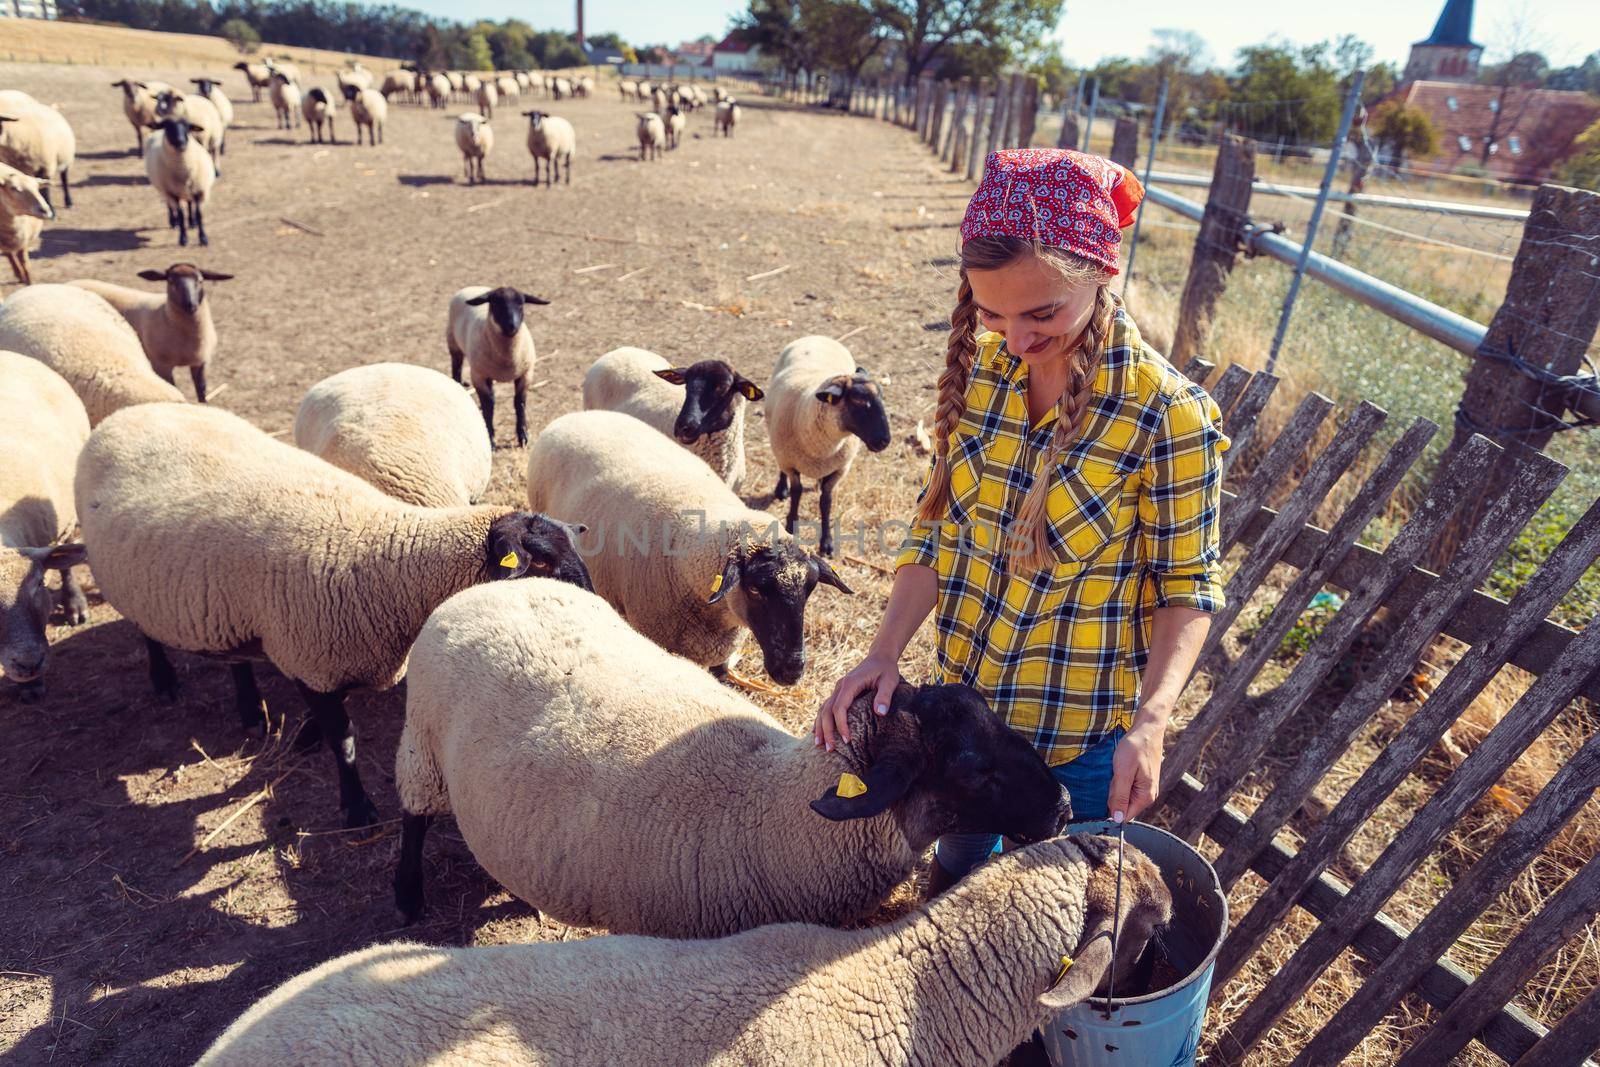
left=232, top=62, right=271, bottom=103
left=0, top=161, right=54, bottom=285
left=112, top=78, right=172, bottom=154
left=268, top=71, right=301, bottom=129
left=68, top=263, right=232, bottom=403
left=636, top=112, right=664, bottom=161
left=153, top=89, right=224, bottom=169
left=264, top=58, right=303, bottom=84
left=188, top=78, right=234, bottom=129
left=379, top=69, right=412, bottom=101
left=341, top=85, right=386, bottom=145
left=0, top=90, right=76, bottom=209
left=144, top=117, right=214, bottom=247
left=715, top=99, right=740, bottom=137
left=474, top=79, right=497, bottom=119
left=302, top=87, right=336, bottom=143
left=446, top=285, right=551, bottom=448
left=664, top=104, right=684, bottom=149
left=426, top=73, right=449, bottom=109
left=522, top=110, right=573, bottom=187
left=454, top=113, right=492, bottom=185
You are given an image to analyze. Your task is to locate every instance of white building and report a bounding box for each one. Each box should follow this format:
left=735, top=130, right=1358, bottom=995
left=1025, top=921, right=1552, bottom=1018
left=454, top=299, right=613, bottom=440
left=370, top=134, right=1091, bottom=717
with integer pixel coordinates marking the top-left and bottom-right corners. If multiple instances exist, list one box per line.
left=708, top=33, right=761, bottom=73
left=2, top=0, right=58, bottom=17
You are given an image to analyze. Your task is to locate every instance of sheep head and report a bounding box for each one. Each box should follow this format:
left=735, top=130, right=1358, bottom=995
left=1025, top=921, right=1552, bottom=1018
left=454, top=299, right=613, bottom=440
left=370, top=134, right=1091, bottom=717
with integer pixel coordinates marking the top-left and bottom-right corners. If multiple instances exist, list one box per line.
left=815, top=368, right=891, bottom=452
left=465, top=286, right=551, bottom=339
left=137, top=263, right=232, bottom=315
left=1039, top=835, right=1173, bottom=1009
left=653, top=360, right=763, bottom=444
left=0, top=542, right=86, bottom=697
left=485, top=512, right=591, bottom=591
left=706, top=539, right=849, bottom=686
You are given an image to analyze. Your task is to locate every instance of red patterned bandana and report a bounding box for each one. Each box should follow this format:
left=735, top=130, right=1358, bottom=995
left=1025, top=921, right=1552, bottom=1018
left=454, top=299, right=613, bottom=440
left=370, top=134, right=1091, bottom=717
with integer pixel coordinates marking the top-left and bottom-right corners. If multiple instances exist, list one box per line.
left=960, top=148, right=1146, bottom=275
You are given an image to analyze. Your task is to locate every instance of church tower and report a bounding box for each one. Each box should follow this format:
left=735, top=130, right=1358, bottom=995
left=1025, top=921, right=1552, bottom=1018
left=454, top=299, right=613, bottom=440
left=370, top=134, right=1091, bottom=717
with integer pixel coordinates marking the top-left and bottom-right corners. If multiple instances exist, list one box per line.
left=1403, top=0, right=1483, bottom=83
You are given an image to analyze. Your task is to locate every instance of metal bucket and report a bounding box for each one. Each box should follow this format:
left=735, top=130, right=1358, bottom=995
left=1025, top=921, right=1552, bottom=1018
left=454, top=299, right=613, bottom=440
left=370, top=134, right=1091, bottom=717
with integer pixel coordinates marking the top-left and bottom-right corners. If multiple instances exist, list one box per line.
left=1041, top=821, right=1227, bottom=1067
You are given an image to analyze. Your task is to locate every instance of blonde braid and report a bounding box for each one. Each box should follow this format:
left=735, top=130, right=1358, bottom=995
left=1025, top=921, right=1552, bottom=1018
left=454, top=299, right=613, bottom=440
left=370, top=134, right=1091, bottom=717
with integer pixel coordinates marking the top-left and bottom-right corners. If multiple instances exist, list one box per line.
left=1008, top=285, right=1118, bottom=573
left=917, top=271, right=979, bottom=523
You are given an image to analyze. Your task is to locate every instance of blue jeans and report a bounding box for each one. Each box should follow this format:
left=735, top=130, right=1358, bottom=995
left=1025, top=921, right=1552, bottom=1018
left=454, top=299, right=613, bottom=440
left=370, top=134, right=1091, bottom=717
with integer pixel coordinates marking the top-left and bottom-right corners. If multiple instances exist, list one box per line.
left=934, top=727, right=1124, bottom=880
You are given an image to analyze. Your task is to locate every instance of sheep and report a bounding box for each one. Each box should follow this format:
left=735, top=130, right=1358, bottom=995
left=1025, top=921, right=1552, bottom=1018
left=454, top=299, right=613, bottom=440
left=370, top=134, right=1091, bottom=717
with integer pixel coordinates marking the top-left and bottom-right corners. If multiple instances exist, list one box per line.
left=425, top=72, right=450, bottom=109
left=552, top=76, right=572, bottom=100
left=208, top=832, right=1163, bottom=1066
left=67, top=264, right=231, bottom=403
left=153, top=89, right=224, bottom=169
left=495, top=74, right=519, bottom=101
left=0, top=90, right=75, bottom=210
left=0, top=284, right=184, bottom=424
left=473, top=79, right=498, bottom=119
left=337, top=64, right=373, bottom=92
left=232, top=61, right=272, bottom=103
left=74, top=402, right=592, bottom=827
left=767, top=336, right=891, bottom=556
left=580, top=346, right=762, bottom=490
left=716, top=98, right=740, bottom=137
left=111, top=78, right=171, bottom=154
left=446, top=285, right=549, bottom=447
left=392, top=574, right=1073, bottom=929
left=379, top=69, right=412, bottom=101
left=454, top=113, right=492, bottom=185
left=575, top=75, right=595, bottom=98
left=445, top=71, right=465, bottom=97
left=188, top=78, right=234, bottom=128
left=0, top=161, right=53, bottom=285
left=0, top=353, right=90, bottom=703
left=293, top=363, right=492, bottom=509
left=664, top=104, right=685, bottom=149
left=522, top=110, right=573, bottom=187
left=713, top=85, right=728, bottom=104
left=268, top=71, right=301, bottom=129
left=649, top=85, right=667, bottom=115
left=514, top=70, right=532, bottom=92
left=618, top=78, right=637, bottom=101
left=341, top=85, right=386, bottom=145
left=302, top=87, right=336, bottom=143
left=636, top=111, right=664, bottom=161
left=143, top=117, right=214, bottom=247
left=526, top=409, right=850, bottom=685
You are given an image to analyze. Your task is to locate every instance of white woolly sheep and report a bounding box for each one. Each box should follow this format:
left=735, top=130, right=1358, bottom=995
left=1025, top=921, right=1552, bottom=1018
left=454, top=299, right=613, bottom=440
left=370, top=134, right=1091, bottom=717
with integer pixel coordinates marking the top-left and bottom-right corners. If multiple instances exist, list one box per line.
left=580, top=346, right=763, bottom=490
left=526, top=409, right=850, bottom=685
left=495, top=74, right=519, bottom=101
left=0, top=284, right=183, bottom=424
left=446, top=285, right=550, bottom=448
left=302, top=87, right=336, bottom=143
left=636, top=111, right=664, bottom=161
left=231, top=62, right=271, bottom=103
left=379, top=69, right=412, bottom=101
left=74, top=402, right=591, bottom=826
left=462, top=73, right=482, bottom=96
left=391, top=576, right=1073, bottom=930
left=0, top=353, right=89, bottom=703
left=715, top=99, right=740, bottom=137
left=552, top=76, right=573, bottom=99
left=337, top=64, right=373, bottom=92
left=0, top=90, right=76, bottom=210
left=767, top=335, right=891, bottom=556
left=474, top=80, right=497, bottom=119
left=268, top=71, right=302, bottom=129
left=294, top=363, right=492, bottom=509
left=153, top=89, right=224, bottom=170
left=575, top=75, right=595, bottom=97
left=713, top=85, right=728, bottom=104
left=618, top=78, right=637, bottom=101
left=0, top=161, right=54, bottom=285
left=513, top=70, right=532, bottom=91
left=664, top=104, right=685, bottom=149
left=341, top=85, right=386, bottom=145
left=111, top=78, right=172, bottom=154
left=188, top=78, right=234, bottom=128
left=68, top=263, right=232, bottom=403
left=144, top=117, right=214, bottom=247
left=207, top=834, right=1164, bottom=1066
left=264, top=58, right=304, bottom=84
left=649, top=85, right=666, bottom=115
left=455, top=113, right=492, bottom=184
left=521, top=110, right=573, bottom=187
left=426, top=72, right=450, bottom=108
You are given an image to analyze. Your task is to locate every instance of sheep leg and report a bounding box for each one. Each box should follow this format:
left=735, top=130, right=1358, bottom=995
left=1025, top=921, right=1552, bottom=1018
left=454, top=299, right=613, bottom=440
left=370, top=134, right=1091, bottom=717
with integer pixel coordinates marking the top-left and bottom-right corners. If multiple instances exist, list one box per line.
left=774, top=471, right=789, bottom=501
left=476, top=382, right=496, bottom=447
left=154, top=364, right=176, bottom=385
left=175, top=202, right=188, bottom=246
left=784, top=472, right=804, bottom=535
left=131, top=122, right=143, bottom=154
left=4, top=250, right=23, bottom=284
left=59, top=168, right=71, bottom=208
left=230, top=662, right=266, bottom=736
left=145, top=637, right=180, bottom=702
left=565, top=155, right=571, bottom=184
left=17, top=249, right=29, bottom=286
left=818, top=470, right=842, bottom=557
left=393, top=812, right=432, bottom=923
left=377, top=123, right=382, bottom=145
left=295, top=682, right=379, bottom=828
left=193, top=201, right=208, bottom=247
left=513, top=377, right=528, bottom=448
left=190, top=363, right=208, bottom=403
left=58, top=565, right=88, bottom=625
left=448, top=342, right=465, bottom=385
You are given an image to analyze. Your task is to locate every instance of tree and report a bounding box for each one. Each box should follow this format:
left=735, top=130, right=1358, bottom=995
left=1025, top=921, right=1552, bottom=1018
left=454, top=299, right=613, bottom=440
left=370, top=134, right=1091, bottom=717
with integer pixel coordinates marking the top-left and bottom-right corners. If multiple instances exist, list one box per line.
left=1557, top=118, right=1600, bottom=191
left=1229, top=40, right=1343, bottom=147
left=1476, top=12, right=1550, bottom=165
left=462, top=31, right=494, bottom=71
left=1545, top=51, right=1600, bottom=93
left=1369, top=100, right=1440, bottom=167
left=1028, top=46, right=1070, bottom=98
left=872, top=0, right=1065, bottom=85
left=801, top=0, right=889, bottom=85
left=221, top=16, right=261, bottom=54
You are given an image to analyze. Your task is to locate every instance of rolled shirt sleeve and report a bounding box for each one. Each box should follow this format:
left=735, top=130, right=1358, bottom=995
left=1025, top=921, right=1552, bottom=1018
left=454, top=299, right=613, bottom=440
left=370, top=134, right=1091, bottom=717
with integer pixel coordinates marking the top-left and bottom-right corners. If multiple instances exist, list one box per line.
left=1138, top=382, right=1228, bottom=612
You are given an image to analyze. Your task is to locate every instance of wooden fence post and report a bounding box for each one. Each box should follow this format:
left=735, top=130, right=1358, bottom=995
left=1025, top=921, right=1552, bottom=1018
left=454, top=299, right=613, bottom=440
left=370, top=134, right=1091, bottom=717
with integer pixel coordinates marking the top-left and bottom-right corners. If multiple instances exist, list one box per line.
left=919, top=76, right=934, bottom=137
left=1431, top=183, right=1600, bottom=565
left=946, top=78, right=970, bottom=166
left=1015, top=74, right=1040, bottom=148
left=966, top=78, right=989, bottom=180
left=1110, top=114, right=1139, bottom=168
left=1057, top=110, right=1080, bottom=150
left=985, top=78, right=1010, bottom=162
left=929, top=82, right=948, bottom=149
left=1170, top=134, right=1256, bottom=366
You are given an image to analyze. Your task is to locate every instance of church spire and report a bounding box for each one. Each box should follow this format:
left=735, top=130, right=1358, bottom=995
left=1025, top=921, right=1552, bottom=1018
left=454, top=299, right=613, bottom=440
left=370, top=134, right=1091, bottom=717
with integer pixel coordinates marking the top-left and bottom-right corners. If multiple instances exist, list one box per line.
left=1419, top=0, right=1480, bottom=49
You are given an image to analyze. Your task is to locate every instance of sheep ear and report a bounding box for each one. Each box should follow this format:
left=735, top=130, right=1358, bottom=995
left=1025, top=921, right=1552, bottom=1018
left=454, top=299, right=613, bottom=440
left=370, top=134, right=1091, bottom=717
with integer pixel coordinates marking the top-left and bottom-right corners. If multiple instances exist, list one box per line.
left=137, top=269, right=168, bottom=281
left=200, top=270, right=235, bottom=281
left=706, top=554, right=740, bottom=605
left=654, top=368, right=689, bottom=386
left=519, top=292, right=551, bottom=306
left=815, top=378, right=847, bottom=404
left=22, top=542, right=87, bottom=569
left=810, top=750, right=921, bottom=822
left=1038, top=935, right=1114, bottom=1010
left=735, top=376, right=765, bottom=401
left=464, top=292, right=492, bottom=306
left=813, top=555, right=853, bottom=595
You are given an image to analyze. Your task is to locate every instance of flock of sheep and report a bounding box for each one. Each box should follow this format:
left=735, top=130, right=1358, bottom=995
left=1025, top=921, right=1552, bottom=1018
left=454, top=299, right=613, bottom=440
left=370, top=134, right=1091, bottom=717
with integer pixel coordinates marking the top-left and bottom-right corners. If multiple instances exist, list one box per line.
left=0, top=58, right=1174, bottom=1067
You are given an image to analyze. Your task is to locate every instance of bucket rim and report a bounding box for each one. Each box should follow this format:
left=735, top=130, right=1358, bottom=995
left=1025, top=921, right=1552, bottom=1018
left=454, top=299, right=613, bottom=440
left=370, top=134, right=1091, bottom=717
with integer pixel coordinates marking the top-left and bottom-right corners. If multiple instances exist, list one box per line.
left=1061, top=819, right=1229, bottom=1010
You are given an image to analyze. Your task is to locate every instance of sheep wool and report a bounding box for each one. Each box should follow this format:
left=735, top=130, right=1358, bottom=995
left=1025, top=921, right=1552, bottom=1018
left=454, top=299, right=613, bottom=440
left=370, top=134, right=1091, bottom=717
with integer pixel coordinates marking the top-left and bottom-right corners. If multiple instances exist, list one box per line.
left=293, top=362, right=491, bottom=509
left=113, top=79, right=171, bottom=153
left=0, top=284, right=183, bottom=424
left=767, top=334, right=864, bottom=482
left=144, top=119, right=214, bottom=247
left=636, top=112, right=664, bottom=161
left=0, top=90, right=75, bottom=208
left=348, top=87, right=387, bottom=144
left=0, top=161, right=51, bottom=285
left=523, top=111, right=574, bottom=187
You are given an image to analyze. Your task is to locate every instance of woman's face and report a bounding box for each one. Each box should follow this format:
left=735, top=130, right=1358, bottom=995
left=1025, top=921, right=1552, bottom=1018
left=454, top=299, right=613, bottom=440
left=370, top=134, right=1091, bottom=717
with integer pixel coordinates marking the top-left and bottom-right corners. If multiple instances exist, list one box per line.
left=967, top=253, right=1100, bottom=370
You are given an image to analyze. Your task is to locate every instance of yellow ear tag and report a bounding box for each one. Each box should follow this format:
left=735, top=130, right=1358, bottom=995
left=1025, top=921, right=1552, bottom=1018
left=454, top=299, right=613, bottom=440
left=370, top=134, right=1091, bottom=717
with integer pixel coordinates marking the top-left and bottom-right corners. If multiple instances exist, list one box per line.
left=710, top=573, right=724, bottom=594
left=836, top=772, right=867, bottom=799
left=1053, top=954, right=1074, bottom=985
left=499, top=551, right=520, bottom=570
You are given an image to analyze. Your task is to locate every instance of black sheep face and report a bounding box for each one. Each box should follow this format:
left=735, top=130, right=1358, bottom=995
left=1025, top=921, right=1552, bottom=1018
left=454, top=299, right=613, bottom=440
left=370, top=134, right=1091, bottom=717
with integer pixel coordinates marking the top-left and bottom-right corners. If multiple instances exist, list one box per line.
left=653, top=360, right=763, bottom=444
left=816, top=369, right=892, bottom=452
left=486, top=512, right=592, bottom=591
left=137, top=263, right=232, bottom=315
left=465, top=287, right=551, bottom=339
left=706, top=541, right=851, bottom=686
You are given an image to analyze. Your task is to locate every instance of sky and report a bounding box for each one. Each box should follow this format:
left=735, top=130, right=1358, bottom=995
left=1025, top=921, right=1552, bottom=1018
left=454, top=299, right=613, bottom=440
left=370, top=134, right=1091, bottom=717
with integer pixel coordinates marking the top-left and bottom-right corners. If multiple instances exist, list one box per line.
left=401, top=0, right=1600, bottom=71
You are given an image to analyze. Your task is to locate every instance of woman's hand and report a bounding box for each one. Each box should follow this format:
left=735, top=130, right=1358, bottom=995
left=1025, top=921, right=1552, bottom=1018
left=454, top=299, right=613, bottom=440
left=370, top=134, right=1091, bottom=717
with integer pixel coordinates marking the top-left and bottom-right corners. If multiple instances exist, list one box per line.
left=814, top=653, right=900, bottom=752
left=1107, top=719, right=1166, bottom=822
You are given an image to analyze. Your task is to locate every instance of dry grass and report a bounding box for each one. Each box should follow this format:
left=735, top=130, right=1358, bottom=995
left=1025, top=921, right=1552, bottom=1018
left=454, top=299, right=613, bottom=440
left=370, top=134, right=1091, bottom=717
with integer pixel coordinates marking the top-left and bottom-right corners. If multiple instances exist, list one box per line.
left=0, top=18, right=399, bottom=76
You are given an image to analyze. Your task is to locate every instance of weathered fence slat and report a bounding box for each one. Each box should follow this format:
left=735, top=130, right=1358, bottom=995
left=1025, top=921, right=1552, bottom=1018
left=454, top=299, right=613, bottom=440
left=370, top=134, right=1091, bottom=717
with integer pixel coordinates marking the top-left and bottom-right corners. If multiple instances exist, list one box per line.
left=1171, top=134, right=1255, bottom=365
left=985, top=81, right=1010, bottom=162
left=1292, top=729, right=1600, bottom=1066
left=1206, top=363, right=1251, bottom=415
left=1215, top=494, right=1600, bottom=985
left=1181, top=357, right=1216, bottom=385
left=1218, top=370, right=1280, bottom=472
left=1216, top=392, right=1340, bottom=553
left=1514, top=984, right=1600, bottom=1065
left=966, top=79, right=988, bottom=180
left=1219, top=596, right=1600, bottom=1058
left=928, top=83, right=948, bottom=148
left=1110, top=114, right=1139, bottom=168
left=1396, top=857, right=1600, bottom=1065
left=1210, top=452, right=1568, bottom=888
left=1161, top=433, right=1496, bottom=809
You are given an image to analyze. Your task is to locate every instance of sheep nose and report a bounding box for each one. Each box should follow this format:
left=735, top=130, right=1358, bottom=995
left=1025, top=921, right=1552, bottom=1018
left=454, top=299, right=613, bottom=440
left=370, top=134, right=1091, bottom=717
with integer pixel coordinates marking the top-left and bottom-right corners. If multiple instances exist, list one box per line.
left=6, top=654, right=46, bottom=682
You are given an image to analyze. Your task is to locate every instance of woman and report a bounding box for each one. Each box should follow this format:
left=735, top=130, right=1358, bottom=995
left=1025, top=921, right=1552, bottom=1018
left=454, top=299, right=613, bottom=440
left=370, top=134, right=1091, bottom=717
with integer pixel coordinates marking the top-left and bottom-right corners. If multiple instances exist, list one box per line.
left=815, top=147, right=1228, bottom=894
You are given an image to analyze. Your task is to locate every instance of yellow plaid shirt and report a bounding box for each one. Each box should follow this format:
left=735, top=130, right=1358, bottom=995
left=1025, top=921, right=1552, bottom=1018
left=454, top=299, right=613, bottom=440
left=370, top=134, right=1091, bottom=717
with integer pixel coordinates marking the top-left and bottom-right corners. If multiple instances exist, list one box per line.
left=895, top=308, right=1228, bottom=766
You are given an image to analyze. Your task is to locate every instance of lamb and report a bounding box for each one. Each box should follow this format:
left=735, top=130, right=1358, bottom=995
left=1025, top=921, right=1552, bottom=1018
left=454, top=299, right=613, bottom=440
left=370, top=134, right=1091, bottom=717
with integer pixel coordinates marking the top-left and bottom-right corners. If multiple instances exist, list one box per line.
left=293, top=363, right=492, bottom=509
left=268, top=71, right=301, bottom=129
left=0, top=160, right=53, bottom=285
left=341, top=85, right=386, bottom=145
left=495, top=74, right=519, bottom=101
left=580, top=346, right=762, bottom=490
left=426, top=72, right=450, bottom=109
left=474, top=79, right=497, bottom=119
left=392, top=575, right=1072, bottom=929
left=636, top=111, right=664, bottom=161
left=446, top=285, right=550, bottom=448
left=0, top=284, right=183, bottom=424
left=522, top=110, right=573, bottom=187
left=302, top=87, right=336, bottom=143
left=575, top=75, right=595, bottom=98
left=0, top=90, right=76, bottom=209
left=153, top=88, right=224, bottom=168
left=111, top=78, right=171, bottom=154
left=526, top=409, right=849, bottom=686
left=232, top=62, right=271, bottom=103
left=715, top=98, right=740, bottom=136
left=208, top=833, right=1164, bottom=1066
left=455, top=114, right=492, bottom=184
left=617, top=78, right=637, bottom=101
left=67, top=263, right=232, bottom=403
left=767, top=336, right=891, bottom=556
left=74, top=402, right=592, bottom=827
left=664, top=104, right=685, bottom=149
left=0, top=353, right=90, bottom=703
left=143, top=117, right=214, bottom=247
left=188, top=78, right=234, bottom=129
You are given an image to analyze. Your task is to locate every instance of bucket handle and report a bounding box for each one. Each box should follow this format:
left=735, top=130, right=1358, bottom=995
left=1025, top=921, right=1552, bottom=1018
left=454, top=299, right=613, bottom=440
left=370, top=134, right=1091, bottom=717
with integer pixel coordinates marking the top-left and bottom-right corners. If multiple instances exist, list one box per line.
left=1101, top=819, right=1127, bottom=1020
